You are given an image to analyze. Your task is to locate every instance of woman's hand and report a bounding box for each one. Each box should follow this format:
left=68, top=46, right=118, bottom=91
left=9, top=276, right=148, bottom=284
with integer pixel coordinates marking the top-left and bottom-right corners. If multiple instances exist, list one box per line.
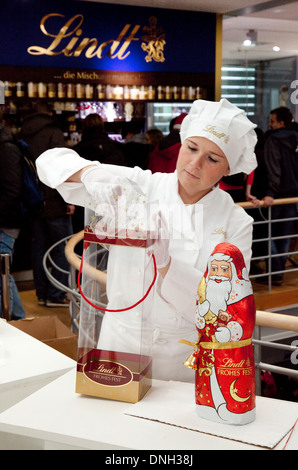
left=80, top=166, right=122, bottom=215
left=149, top=211, right=171, bottom=277
left=245, top=184, right=260, bottom=206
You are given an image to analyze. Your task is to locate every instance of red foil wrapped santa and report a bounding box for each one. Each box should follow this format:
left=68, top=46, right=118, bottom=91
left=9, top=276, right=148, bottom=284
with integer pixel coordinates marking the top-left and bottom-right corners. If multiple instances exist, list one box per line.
left=184, top=243, right=256, bottom=425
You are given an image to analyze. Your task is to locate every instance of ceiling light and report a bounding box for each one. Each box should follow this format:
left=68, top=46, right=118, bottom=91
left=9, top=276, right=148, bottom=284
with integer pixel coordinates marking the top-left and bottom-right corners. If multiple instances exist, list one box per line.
left=243, top=30, right=258, bottom=47
left=273, top=46, right=280, bottom=52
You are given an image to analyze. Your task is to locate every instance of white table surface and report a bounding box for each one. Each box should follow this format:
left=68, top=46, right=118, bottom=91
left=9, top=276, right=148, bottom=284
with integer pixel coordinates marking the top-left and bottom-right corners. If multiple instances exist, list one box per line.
left=0, top=367, right=297, bottom=451
left=0, top=319, right=76, bottom=413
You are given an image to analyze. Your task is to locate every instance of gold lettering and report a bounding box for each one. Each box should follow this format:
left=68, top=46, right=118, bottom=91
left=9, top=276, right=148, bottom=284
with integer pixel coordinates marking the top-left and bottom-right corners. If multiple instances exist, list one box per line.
left=63, top=71, right=75, bottom=79
left=72, top=37, right=94, bottom=57
left=64, top=28, right=83, bottom=56
left=28, top=14, right=84, bottom=56
left=96, top=40, right=115, bottom=59
left=202, top=124, right=230, bottom=143
left=28, top=14, right=141, bottom=62
left=111, top=25, right=141, bottom=59
left=97, top=364, right=117, bottom=374
left=221, top=358, right=245, bottom=368
left=84, top=38, right=99, bottom=58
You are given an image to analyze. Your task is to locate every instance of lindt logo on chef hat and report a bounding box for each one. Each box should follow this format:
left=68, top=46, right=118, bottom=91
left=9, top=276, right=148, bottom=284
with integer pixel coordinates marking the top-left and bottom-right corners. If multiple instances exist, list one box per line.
left=202, top=124, right=230, bottom=144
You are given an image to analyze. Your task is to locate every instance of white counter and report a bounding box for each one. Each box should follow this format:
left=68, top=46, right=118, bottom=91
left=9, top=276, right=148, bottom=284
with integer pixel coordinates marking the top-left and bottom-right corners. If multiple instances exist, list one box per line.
left=0, top=367, right=297, bottom=451
left=0, top=319, right=76, bottom=414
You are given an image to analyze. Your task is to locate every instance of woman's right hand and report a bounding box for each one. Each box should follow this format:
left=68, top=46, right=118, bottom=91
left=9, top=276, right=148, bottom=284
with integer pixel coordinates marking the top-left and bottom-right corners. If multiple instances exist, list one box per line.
left=80, top=166, right=122, bottom=212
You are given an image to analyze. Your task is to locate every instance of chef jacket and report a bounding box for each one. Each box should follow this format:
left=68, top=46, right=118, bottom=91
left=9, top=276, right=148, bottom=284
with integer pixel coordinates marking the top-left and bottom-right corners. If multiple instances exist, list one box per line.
left=36, top=149, right=254, bottom=382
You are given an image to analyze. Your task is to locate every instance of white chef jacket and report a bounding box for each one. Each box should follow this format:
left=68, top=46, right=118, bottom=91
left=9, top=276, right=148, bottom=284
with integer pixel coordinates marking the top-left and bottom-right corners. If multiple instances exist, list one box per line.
left=36, top=148, right=254, bottom=382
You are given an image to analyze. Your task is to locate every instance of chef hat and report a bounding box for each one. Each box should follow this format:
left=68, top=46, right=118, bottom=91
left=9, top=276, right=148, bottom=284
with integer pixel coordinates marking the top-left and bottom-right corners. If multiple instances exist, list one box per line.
left=180, top=99, right=257, bottom=175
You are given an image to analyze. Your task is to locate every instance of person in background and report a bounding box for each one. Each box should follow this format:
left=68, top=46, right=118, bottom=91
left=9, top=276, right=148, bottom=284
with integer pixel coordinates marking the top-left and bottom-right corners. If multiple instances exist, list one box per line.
left=36, top=99, right=258, bottom=382
left=219, top=171, right=256, bottom=204
left=73, top=113, right=127, bottom=166
left=0, top=116, right=26, bottom=319
left=257, top=106, right=298, bottom=285
left=145, top=128, right=164, bottom=149
left=148, top=113, right=187, bottom=173
left=19, top=100, right=74, bottom=307
left=246, top=128, right=269, bottom=274
left=122, top=121, right=151, bottom=169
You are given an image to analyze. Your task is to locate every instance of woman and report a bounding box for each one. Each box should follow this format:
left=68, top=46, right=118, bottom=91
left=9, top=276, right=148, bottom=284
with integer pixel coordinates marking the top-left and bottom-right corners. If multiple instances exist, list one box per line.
left=73, top=113, right=126, bottom=166
left=36, top=99, right=257, bottom=382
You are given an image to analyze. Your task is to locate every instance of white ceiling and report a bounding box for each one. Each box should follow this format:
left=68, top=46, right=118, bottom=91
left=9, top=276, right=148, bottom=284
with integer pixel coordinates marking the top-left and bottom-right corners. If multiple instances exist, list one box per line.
left=81, top=0, right=298, bottom=61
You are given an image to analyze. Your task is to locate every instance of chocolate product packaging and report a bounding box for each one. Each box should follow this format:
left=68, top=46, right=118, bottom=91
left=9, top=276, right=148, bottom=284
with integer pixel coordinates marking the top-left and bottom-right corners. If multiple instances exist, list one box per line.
left=181, top=242, right=256, bottom=425
left=76, top=179, right=156, bottom=403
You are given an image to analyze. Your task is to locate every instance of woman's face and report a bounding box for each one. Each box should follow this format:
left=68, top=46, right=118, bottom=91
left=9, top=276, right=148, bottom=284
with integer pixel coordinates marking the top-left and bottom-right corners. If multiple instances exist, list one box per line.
left=176, top=136, right=230, bottom=204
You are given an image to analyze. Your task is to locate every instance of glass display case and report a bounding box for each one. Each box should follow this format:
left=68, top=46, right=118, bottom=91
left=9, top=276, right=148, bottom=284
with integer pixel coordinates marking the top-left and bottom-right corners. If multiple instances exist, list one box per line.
left=146, top=102, right=192, bottom=133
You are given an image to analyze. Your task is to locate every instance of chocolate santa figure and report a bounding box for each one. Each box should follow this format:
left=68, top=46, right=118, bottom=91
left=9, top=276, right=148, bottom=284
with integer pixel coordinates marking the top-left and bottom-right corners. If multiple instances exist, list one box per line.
left=182, top=243, right=256, bottom=425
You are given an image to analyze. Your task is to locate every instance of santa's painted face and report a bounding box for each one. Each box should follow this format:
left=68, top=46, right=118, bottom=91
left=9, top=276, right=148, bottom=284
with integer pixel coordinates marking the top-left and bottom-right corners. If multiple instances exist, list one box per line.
left=208, top=260, right=232, bottom=282
left=205, top=265, right=232, bottom=315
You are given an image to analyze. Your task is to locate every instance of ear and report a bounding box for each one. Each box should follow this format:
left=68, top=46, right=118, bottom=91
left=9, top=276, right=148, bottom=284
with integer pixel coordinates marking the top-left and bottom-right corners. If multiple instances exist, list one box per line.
left=224, top=167, right=230, bottom=177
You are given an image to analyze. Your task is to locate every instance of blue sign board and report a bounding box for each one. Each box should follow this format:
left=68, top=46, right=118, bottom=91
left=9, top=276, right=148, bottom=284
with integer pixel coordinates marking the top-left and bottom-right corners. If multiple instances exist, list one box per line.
left=0, top=0, right=216, bottom=74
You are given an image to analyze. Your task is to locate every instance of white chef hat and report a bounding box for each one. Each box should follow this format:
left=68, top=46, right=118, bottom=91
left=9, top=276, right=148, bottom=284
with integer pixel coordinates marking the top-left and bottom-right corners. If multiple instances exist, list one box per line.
left=180, top=99, right=257, bottom=175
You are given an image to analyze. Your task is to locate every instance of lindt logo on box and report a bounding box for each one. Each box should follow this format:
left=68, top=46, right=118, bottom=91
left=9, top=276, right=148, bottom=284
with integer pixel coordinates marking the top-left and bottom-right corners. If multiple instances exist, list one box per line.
left=83, top=359, right=133, bottom=387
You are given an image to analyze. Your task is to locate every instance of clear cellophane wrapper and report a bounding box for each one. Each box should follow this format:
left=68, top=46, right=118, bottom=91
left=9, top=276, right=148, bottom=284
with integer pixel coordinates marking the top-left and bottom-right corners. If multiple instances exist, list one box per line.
left=76, top=180, right=156, bottom=403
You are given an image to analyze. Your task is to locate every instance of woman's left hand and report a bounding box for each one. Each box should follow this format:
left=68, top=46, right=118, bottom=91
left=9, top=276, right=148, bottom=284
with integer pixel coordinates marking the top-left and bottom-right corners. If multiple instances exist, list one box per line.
left=149, top=211, right=171, bottom=272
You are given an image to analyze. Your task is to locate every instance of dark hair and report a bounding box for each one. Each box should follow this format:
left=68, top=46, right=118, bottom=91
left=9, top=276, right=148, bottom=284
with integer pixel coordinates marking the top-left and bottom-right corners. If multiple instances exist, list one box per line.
left=82, top=113, right=105, bottom=133
left=146, top=128, right=164, bottom=146
left=270, top=107, right=293, bottom=128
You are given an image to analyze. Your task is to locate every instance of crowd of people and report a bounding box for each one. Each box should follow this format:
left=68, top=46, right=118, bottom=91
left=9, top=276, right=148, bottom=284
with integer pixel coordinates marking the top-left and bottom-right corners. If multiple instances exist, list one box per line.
left=0, top=98, right=297, bottom=325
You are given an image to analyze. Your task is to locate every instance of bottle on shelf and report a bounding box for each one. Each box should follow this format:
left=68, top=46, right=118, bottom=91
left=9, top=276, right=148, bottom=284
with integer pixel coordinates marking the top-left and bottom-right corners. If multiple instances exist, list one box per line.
left=113, top=85, right=123, bottom=99
left=181, top=86, right=187, bottom=100
left=173, top=86, right=180, bottom=100
left=38, top=82, right=47, bottom=98
left=123, top=85, right=130, bottom=100
left=196, top=86, right=203, bottom=99
left=28, top=82, right=38, bottom=98
left=4, top=81, right=14, bottom=98
left=148, top=85, right=155, bottom=100
left=96, top=84, right=105, bottom=100
left=67, top=83, right=75, bottom=99
left=130, top=85, right=139, bottom=100
left=58, top=83, right=66, bottom=99
left=16, top=82, right=25, bottom=98
left=47, top=83, right=56, bottom=98
left=105, top=84, right=113, bottom=99
left=157, top=85, right=164, bottom=100
left=165, top=86, right=172, bottom=100
left=85, top=84, right=93, bottom=100
left=76, top=83, right=84, bottom=99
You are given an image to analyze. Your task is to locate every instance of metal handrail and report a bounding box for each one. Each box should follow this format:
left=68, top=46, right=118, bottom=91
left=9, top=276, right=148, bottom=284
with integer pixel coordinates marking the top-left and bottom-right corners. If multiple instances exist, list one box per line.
left=237, top=196, right=298, bottom=209
left=237, top=196, right=298, bottom=292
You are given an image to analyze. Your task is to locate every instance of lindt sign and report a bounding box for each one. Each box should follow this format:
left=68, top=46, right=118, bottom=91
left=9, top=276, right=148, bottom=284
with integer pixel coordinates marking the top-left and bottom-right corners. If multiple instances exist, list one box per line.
left=27, top=14, right=166, bottom=64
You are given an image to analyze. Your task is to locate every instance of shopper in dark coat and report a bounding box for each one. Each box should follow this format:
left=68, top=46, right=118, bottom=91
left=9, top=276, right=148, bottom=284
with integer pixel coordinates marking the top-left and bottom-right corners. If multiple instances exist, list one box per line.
left=19, top=101, right=74, bottom=307
left=257, top=107, right=298, bottom=285
left=73, top=113, right=127, bottom=165
left=0, top=120, right=26, bottom=319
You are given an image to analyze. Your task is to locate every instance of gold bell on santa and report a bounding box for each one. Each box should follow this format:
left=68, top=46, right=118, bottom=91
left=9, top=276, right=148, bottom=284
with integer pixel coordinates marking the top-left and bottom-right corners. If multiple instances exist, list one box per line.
left=183, top=352, right=198, bottom=370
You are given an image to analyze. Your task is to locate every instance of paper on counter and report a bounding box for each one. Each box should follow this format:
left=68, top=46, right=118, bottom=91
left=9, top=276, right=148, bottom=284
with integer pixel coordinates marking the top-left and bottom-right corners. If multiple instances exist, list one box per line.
left=125, top=380, right=298, bottom=449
